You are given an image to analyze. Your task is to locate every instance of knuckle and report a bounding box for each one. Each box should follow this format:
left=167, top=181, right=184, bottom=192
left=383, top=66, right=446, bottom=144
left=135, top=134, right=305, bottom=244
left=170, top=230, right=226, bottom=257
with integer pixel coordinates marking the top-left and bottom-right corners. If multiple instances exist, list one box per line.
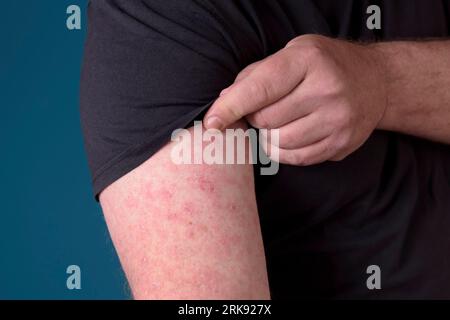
left=334, top=104, right=353, bottom=129
left=223, top=103, right=243, bottom=120
left=307, top=42, right=326, bottom=59
left=260, top=59, right=279, bottom=75
left=247, top=80, right=270, bottom=103
left=321, top=141, right=335, bottom=157
left=265, top=55, right=292, bottom=74
left=291, top=34, right=324, bottom=47
left=237, top=62, right=259, bottom=81
left=251, top=110, right=270, bottom=128
left=333, top=132, right=352, bottom=151
left=286, top=36, right=302, bottom=48
left=289, top=151, right=307, bottom=166
left=245, top=113, right=256, bottom=127
left=280, top=130, right=296, bottom=148
left=287, top=35, right=328, bottom=62
left=326, top=76, right=346, bottom=96
left=298, top=157, right=312, bottom=166
left=331, top=153, right=348, bottom=161
left=304, top=40, right=328, bottom=60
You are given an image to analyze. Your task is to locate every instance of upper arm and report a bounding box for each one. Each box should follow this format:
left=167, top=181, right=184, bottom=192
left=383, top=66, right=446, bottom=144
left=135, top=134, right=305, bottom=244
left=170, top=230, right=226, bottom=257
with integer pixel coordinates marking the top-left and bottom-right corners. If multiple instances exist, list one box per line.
left=80, top=0, right=269, bottom=298
left=99, top=121, right=270, bottom=299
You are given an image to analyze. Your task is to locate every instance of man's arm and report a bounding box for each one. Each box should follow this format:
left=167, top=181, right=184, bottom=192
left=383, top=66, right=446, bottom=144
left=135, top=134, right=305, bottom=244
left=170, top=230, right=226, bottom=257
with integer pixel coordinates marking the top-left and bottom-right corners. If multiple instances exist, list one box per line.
left=375, top=40, right=450, bottom=143
left=204, top=36, right=450, bottom=167
left=99, top=121, right=270, bottom=299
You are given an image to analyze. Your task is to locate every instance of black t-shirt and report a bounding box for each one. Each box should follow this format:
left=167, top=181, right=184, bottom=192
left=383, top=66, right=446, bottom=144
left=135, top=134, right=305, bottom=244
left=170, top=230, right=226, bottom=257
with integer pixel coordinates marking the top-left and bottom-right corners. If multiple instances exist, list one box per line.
left=80, top=0, right=450, bottom=299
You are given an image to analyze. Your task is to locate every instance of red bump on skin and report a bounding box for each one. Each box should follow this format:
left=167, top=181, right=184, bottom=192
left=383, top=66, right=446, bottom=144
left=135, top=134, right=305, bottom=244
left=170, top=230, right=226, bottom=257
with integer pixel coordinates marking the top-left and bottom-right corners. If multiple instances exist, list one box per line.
left=182, top=202, right=195, bottom=215
left=198, top=224, right=208, bottom=233
left=185, top=222, right=208, bottom=241
left=186, top=174, right=215, bottom=193
left=159, top=188, right=174, bottom=200
left=166, top=210, right=178, bottom=221
left=187, top=230, right=195, bottom=239
left=197, top=175, right=215, bottom=193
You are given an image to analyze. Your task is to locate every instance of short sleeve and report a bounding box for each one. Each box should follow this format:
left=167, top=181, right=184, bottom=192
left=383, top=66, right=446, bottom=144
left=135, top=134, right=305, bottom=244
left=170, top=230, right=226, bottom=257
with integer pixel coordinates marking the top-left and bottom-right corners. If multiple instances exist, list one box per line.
left=80, top=0, right=261, bottom=198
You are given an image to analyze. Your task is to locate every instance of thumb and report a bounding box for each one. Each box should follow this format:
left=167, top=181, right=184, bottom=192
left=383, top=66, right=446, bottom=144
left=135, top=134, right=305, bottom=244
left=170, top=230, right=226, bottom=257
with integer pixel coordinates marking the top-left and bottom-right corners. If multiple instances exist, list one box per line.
left=219, top=60, right=263, bottom=97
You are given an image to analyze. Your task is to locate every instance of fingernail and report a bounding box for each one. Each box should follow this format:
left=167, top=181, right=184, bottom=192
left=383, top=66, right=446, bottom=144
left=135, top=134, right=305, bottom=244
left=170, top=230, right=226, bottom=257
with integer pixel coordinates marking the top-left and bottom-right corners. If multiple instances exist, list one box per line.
left=205, top=116, right=224, bottom=130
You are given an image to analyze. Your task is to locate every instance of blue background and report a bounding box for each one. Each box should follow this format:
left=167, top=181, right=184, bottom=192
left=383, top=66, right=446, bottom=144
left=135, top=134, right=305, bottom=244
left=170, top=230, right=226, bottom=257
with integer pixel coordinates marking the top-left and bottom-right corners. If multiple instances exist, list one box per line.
left=0, top=1, right=128, bottom=299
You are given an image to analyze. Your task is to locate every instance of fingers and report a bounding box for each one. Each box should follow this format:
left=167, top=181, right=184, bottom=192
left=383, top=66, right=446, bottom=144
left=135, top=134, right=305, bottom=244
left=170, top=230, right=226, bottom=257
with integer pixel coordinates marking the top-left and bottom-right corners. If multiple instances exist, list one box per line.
left=276, top=112, right=332, bottom=149
left=245, top=82, right=317, bottom=129
left=204, top=48, right=306, bottom=130
left=263, top=137, right=337, bottom=166
left=258, top=112, right=335, bottom=165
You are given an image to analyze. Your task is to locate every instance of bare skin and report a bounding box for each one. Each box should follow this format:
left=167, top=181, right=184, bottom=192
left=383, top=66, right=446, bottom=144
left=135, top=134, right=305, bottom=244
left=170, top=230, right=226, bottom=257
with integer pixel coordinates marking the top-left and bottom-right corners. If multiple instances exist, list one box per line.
left=375, top=40, right=450, bottom=142
left=99, top=35, right=450, bottom=299
left=99, top=121, right=270, bottom=299
left=205, top=35, right=450, bottom=165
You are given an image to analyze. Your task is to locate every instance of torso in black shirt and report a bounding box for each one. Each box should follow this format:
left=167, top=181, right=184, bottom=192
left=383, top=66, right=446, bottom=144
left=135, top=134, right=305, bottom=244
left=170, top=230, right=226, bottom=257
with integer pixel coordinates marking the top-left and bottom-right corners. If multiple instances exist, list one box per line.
left=81, top=0, right=450, bottom=299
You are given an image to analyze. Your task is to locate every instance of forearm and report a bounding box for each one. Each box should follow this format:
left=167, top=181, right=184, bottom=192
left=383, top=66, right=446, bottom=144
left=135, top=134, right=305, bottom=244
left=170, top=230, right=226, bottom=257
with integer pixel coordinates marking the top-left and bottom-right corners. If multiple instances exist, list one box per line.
left=374, top=40, right=450, bottom=143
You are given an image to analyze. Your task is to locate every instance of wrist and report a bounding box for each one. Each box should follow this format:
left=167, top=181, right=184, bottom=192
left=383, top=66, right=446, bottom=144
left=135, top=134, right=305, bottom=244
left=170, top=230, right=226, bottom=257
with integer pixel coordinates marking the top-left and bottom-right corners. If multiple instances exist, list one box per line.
left=368, top=42, right=392, bottom=131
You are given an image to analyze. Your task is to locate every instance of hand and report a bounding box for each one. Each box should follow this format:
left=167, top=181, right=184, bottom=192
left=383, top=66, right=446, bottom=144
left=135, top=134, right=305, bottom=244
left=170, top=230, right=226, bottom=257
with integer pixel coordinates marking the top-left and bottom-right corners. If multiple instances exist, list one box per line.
left=204, top=34, right=387, bottom=165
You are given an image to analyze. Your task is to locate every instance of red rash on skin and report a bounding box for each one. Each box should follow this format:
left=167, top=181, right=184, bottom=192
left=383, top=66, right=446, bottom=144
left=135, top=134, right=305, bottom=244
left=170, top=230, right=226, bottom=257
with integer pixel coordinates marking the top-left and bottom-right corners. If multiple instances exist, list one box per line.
left=186, top=222, right=209, bottom=241
left=187, top=230, right=196, bottom=240
left=198, top=177, right=215, bottom=193
left=166, top=210, right=178, bottom=221
left=182, top=202, right=195, bottom=215
left=159, top=188, right=174, bottom=201
left=99, top=121, right=270, bottom=299
left=145, top=182, right=174, bottom=201
left=187, top=174, right=216, bottom=193
left=165, top=201, right=196, bottom=222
